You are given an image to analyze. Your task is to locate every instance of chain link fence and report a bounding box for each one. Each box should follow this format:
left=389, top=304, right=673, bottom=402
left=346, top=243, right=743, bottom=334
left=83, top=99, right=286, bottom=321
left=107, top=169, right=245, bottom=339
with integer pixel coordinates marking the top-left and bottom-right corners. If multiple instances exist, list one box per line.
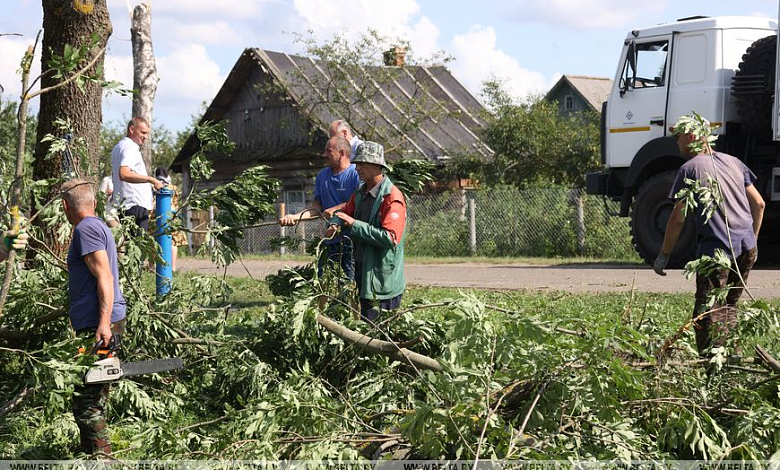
left=405, top=187, right=638, bottom=260
left=230, top=187, right=638, bottom=260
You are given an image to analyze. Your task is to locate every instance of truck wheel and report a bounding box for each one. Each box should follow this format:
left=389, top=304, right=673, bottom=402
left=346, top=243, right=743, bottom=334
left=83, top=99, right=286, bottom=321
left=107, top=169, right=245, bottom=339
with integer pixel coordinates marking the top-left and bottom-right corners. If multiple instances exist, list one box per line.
left=735, top=35, right=776, bottom=140
left=630, top=171, right=697, bottom=267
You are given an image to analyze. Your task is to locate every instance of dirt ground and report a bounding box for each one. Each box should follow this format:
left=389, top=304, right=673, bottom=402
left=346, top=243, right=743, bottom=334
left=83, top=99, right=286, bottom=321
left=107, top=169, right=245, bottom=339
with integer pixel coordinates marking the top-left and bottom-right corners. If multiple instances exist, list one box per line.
left=176, top=258, right=780, bottom=298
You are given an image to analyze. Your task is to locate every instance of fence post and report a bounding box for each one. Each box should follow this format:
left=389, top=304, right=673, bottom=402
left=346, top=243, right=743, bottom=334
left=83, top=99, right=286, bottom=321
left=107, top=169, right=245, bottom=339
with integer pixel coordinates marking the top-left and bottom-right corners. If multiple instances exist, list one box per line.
left=469, top=197, right=477, bottom=256
left=208, top=205, right=215, bottom=254
left=570, top=188, right=586, bottom=254
left=460, top=187, right=467, bottom=221
left=279, top=202, right=286, bottom=257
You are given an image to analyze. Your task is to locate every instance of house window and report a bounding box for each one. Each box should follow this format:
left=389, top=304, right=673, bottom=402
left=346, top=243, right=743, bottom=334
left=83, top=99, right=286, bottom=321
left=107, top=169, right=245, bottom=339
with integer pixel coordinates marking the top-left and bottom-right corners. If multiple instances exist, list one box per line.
left=564, top=95, right=574, bottom=111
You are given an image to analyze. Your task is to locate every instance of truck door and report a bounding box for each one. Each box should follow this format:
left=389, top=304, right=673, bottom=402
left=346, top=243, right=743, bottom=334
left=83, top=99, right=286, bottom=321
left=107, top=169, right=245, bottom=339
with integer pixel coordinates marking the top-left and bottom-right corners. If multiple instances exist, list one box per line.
left=607, top=38, right=671, bottom=168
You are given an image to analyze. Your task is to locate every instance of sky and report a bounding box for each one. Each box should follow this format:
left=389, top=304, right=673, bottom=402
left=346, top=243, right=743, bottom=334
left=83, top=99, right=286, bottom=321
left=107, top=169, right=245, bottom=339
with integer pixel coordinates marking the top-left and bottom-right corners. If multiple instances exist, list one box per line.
left=0, top=0, right=777, bottom=133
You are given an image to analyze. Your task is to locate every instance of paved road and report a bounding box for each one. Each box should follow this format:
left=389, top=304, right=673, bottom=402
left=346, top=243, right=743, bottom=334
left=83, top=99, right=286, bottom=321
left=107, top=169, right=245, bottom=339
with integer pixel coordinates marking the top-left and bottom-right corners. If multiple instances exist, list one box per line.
left=177, top=259, right=780, bottom=297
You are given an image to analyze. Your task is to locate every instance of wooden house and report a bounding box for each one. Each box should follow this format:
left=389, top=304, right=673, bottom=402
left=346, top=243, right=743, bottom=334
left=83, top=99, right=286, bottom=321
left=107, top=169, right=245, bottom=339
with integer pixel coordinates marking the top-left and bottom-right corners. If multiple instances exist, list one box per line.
left=545, top=75, right=613, bottom=115
left=170, top=47, right=493, bottom=215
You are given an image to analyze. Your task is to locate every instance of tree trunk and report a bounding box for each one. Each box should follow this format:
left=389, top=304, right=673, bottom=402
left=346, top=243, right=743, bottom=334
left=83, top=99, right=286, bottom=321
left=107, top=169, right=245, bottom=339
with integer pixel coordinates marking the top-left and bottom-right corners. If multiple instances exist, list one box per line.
left=131, top=3, right=158, bottom=173
left=33, top=0, right=112, bottom=180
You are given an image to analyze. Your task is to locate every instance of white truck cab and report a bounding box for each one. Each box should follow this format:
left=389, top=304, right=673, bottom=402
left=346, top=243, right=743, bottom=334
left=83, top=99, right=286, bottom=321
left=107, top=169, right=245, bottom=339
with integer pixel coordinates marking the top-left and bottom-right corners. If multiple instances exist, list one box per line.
left=587, top=15, right=779, bottom=265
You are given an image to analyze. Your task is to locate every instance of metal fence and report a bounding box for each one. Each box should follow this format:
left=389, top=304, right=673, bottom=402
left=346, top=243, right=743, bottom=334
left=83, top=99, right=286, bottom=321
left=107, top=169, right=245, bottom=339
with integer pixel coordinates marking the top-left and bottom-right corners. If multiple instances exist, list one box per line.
left=405, top=187, right=637, bottom=259
left=232, top=187, right=639, bottom=260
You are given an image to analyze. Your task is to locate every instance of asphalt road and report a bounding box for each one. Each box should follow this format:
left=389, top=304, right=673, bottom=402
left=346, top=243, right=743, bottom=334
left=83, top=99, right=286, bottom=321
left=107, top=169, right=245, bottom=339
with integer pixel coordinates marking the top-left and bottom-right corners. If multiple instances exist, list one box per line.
left=176, top=259, right=780, bottom=298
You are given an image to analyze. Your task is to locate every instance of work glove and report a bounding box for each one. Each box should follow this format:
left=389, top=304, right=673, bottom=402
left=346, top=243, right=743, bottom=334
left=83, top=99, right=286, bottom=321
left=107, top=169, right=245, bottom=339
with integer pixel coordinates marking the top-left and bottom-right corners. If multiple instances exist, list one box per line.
left=653, top=252, right=669, bottom=276
left=0, top=230, right=29, bottom=257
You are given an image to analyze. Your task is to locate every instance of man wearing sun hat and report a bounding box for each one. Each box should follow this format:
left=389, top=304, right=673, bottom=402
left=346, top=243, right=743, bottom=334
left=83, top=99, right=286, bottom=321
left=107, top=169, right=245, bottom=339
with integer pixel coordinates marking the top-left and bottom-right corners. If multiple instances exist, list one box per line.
left=654, top=112, right=765, bottom=355
left=330, top=141, right=407, bottom=322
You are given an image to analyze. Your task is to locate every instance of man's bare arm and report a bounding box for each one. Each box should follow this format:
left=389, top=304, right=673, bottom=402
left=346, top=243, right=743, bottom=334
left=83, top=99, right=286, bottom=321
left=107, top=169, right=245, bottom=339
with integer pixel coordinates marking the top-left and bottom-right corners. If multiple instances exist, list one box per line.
left=745, top=184, right=765, bottom=238
left=119, top=166, right=164, bottom=190
left=279, top=201, right=323, bottom=226
left=83, top=250, right=115, bottom=345
left=660, top=201, right=686, bottom=256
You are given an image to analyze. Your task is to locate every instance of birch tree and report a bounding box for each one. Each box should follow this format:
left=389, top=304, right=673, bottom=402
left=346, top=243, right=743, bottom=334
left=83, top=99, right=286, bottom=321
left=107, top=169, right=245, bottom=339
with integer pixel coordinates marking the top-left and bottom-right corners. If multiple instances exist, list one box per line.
left=130, top=2, right=159, bottom=173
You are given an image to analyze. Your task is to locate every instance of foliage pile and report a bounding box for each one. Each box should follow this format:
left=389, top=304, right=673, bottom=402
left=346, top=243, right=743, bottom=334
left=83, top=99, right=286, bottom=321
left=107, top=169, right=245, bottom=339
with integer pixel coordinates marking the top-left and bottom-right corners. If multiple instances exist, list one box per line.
left=3, top=249, right=779, bottom=459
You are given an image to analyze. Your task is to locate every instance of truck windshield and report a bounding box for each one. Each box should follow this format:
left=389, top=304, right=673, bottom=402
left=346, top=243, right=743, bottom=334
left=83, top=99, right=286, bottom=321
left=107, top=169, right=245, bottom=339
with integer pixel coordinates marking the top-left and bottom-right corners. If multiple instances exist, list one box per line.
left=623, top=40, right=668, bottom=89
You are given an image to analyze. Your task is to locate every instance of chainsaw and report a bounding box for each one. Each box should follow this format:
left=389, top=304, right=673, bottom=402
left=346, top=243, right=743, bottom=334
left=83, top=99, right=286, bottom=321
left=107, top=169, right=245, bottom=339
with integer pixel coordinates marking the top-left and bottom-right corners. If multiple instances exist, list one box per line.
left=81, top=334, right=184, bottom=384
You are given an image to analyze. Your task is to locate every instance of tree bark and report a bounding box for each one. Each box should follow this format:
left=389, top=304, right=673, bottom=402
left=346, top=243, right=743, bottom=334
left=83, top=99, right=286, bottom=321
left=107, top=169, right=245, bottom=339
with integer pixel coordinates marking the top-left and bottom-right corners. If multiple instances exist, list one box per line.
left=131, top=3, right=158, bottom=173
left=316, top=313, right=443, bottom=372
left=33, top=0, right=112, bottom=180
left=31, top=0, right=111, bottom=254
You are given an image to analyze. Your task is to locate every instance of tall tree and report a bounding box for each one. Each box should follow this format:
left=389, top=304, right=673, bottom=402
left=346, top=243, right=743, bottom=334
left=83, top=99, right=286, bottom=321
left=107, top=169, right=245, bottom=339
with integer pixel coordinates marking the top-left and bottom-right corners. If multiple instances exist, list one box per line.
left=32, top=0, right=112, bottom=180
left=131, top=2, right=158, bottom=173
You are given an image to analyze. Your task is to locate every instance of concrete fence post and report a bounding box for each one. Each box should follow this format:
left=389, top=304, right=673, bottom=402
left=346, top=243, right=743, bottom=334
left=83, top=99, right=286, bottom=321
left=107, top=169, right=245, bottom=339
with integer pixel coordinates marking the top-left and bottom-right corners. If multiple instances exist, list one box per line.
left=279, top=202, right=286, bottom=256
left=469, top=197, right=477, bottom=256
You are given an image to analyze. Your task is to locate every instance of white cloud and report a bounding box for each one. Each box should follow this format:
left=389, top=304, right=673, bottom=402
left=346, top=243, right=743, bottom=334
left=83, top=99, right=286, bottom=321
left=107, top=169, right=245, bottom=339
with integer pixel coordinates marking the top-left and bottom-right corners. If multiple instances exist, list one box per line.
left=0, top=37, right=39, bottom=100
left=112, top=0, right=272, bottom=21
left=163, top=20, right=244, bottom=46
left=291, top=0, right=441, bottom=60
left=100, top=43, right=224, bottom=128
left=508, top=0, right=667, bottom=30
left=449, top=25, right=550, bottom=101
left=157, top=44, right=223, bottom=102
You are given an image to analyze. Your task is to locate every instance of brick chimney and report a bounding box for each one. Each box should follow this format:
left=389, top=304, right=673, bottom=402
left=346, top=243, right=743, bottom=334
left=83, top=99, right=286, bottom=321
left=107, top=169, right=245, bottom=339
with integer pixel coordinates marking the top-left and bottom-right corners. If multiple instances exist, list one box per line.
left=383, top=46, right=406, bottom=67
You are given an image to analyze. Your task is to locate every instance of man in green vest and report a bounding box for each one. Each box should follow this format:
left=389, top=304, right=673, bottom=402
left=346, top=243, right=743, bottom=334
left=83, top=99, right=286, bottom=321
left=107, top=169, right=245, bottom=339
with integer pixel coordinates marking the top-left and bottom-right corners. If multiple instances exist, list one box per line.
left=331, top=142, right=407, bottom=321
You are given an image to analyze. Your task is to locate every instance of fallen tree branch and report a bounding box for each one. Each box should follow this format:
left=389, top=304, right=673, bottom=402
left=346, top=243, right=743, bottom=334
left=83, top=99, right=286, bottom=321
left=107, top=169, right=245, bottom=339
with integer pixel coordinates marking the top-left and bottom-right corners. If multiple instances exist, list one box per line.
left=170, top=338, right=223, bottom=346
left=176, top=415, right=230, bottom=433
left=0, top=386, right=32, bottom=417
left=755, top=345, right=780, bottom=374
left=316, top=313, right=443, bottom=372
left=0, top=310, right=67, bottom=341
left=483, top=304, right=584, bottom=337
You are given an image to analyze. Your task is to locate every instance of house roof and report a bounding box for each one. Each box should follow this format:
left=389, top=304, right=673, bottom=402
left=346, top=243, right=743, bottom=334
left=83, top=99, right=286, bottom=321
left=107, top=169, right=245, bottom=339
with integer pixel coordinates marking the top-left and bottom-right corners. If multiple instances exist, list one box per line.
left=171, top=48, right=493, bottom=171
left=546, top=75, right=613, bottom=112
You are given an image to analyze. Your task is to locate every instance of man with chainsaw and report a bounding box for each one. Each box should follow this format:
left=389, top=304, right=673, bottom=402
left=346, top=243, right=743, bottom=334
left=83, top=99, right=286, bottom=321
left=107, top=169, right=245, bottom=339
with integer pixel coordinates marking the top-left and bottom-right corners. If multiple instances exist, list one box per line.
left=62, top=178, right=126, bottom=456
left=653, top=113, right=765, bottom=356
left=330, top=142, right=407, bottom=322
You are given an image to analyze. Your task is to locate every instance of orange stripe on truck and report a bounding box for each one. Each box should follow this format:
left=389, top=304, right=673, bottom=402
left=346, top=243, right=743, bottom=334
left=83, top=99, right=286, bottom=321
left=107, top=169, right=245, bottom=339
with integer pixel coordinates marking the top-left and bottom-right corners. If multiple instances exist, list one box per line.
left=609, top=126, right=651, bottom=133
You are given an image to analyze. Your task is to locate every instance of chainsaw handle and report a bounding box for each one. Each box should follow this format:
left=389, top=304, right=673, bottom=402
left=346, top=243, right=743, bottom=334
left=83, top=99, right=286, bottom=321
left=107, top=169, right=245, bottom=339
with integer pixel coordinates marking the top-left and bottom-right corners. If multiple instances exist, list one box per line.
left=89, top=333, right=121, bottom=356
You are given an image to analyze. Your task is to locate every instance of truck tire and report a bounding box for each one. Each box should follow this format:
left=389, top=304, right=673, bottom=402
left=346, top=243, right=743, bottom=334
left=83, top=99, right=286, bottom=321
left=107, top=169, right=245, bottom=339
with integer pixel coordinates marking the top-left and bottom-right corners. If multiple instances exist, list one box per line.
left=734, top=35, right=776, bottom=140
left=630, top=171, right=697, bottom=267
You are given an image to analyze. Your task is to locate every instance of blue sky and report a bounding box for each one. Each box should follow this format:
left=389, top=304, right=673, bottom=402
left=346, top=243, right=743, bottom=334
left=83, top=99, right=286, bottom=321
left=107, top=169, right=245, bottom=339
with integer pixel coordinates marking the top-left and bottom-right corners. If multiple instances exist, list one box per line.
left=0, top=0, right=776, bottom=133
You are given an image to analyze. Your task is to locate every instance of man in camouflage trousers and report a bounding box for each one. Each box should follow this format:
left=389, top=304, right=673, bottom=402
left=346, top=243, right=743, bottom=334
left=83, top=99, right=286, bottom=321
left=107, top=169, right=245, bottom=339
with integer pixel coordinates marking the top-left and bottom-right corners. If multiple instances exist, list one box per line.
left=62, top=179, right=127, bottom=455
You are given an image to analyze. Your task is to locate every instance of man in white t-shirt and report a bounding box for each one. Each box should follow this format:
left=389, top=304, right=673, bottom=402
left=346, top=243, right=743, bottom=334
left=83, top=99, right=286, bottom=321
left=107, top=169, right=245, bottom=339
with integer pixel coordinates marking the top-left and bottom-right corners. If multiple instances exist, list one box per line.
left=111, top=117, right=163, bottom=234
left=329, top=120, right=363, bottom=162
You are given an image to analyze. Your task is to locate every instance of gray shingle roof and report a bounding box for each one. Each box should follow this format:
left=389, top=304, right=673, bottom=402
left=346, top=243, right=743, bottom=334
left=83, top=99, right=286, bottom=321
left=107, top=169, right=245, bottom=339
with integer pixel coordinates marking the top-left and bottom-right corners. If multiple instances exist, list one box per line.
left=172, top=48, right=493, bottom=170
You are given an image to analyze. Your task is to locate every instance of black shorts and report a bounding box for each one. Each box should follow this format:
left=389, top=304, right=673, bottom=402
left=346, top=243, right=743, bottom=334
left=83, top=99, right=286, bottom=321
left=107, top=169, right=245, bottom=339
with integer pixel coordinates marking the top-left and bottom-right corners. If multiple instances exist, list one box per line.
left=120, top=205, right=150, bottom=234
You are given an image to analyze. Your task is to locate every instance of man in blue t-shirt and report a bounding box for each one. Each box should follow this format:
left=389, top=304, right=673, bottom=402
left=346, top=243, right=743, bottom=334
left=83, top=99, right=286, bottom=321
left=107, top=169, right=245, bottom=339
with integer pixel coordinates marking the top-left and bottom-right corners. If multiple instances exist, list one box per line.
left=654, top=114, right=765, bottom=355
left=280, top=136, right=361, bottom=281
left=62, top=178, right=127, bottom=456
